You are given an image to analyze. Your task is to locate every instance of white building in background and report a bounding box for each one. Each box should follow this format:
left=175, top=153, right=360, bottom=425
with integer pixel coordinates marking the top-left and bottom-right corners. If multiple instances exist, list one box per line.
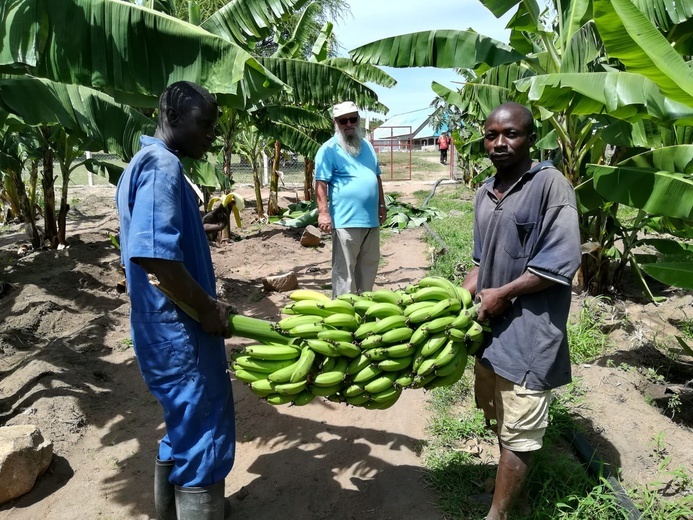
left=371, top=108, right=450, bottom=152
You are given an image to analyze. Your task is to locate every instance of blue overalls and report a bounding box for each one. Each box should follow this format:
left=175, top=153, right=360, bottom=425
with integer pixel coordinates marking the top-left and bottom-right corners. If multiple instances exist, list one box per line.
left=115, top=136, right=235, bottom=487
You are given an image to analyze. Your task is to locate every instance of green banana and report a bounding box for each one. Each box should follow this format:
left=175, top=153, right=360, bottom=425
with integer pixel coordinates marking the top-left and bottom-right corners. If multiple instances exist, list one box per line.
left=274, top=380, right=308, bottom=396
left=323, top=313, right=360, bottom=331
left=395, top=373, right=415, bottom=388
left=446, top=326, right=467, bottom=342
left=321, top=356, right=337, bottom=372
left=232, top=356, right=297, bottom=374
left=317, top=329, right=355, bottom=343
left=354, top=299, right=378, bottom=316
left=267, top=359, right=301, bottom=383
left=467, top=337, right=485, bottom=356
left=406, top=305, right=435, bottom=325
left=305, top=339, right=340, bottom=357
left=384, top=342, right=415, bottom=358
left=346, top=353, right=371, bottom=375
left=363, top=347, right=389, bottom=361
left=275, top=314, right=324, bottom=332
left=397, top=294, right=415, bottom=306
left=243, top=344, right=301, bottom=361
left=359, top=334, right=383, bottom=349
left=371, top=314, right=408, bottom=335
left=363, top=394, right=398, bottom=409
left=418, top=276, right=459, bottom=298
left=317, top=299, right=356, bottom=315
left=337, top=293, right=365, bottom=304
left=283, top=300, right=333, bottom=317
left=265, top=393, right=294, bottom=405
left=249, top=385, right=274, bottom=397
left=292, top=390, right=316, bottom=406
left=364, top=302, right=404, bottom=320
left=378, top=356, right=414, bottom=372
left=351, top=363, right=383, bottom=384
left=343, top=383, right=367, bottom=397
left=360, top=291, right=374, bottom=299
left=233, top=368, right=268, bottom=383
left=364, top=372, right=398, bottom=394
left=332, top=341, right=361, bottom=358
left=408, top=323, right=431, bottom=347
left=416, top=358, right=438, bottom=377
left=250, top=378, right=275, bottom=394
left=404, top=284, right=420, bottom=294
left=370, top=385, right=401, bottom=403
left=434, top=346, right=468, bottom=377
left=308, top=383, right=343, bottom=396
left=288, top=322, right=330, bottom=339
left=345, top=394, right=371, bottom=406
left=411, top=341, right=428, bottom=373
left=289, top=289, right=330, bottom=302
left=411, top=286, right=452, bottom=302
left=422, top=315, right=457, bottom=334
left=369, top=289, right=402, bottom=305
left=403, top=300, right=436, bottom=318
left=381, top=326, right=414, bottom=345
left=450, top=308, right=476, bottom=330
left=354, top=321, right=380, bottom=341
left=420, top=333, right=448, bottom=357
left=410, top=372, right=437, bottom=389
left=465, top=321, right=485, bottom=344
left=427, top=297, right=462, bottom=320
left=313, top=370, right=346, bottom=387
left=433, top=340, right=461, bottom=369
left=455, top=286, right=473, bottom=309
left=290, top=346, right=317, bottom=383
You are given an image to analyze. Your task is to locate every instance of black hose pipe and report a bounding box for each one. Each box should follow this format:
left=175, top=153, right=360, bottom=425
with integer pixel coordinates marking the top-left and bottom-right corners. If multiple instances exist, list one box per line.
left=565, top=429, right=642, bottom=519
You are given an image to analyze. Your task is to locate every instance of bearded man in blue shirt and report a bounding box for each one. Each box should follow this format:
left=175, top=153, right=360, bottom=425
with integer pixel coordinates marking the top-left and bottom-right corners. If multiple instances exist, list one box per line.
left=315, top=101, right=388, bottom=298
left=462, top=102, right=581, bottom=520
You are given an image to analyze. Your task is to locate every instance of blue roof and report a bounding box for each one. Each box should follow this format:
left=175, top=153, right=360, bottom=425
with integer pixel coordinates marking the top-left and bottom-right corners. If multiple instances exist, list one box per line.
left=372, top=108, right=448, bottom=140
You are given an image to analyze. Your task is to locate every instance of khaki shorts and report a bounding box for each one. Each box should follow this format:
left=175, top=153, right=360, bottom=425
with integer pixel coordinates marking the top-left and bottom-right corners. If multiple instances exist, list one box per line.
left=474, top=359, right=550, bottom=452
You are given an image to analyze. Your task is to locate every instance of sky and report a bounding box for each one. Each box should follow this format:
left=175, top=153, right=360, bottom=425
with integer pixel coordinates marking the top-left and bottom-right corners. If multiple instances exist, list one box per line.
left=332, top=0, right=514, bottom=121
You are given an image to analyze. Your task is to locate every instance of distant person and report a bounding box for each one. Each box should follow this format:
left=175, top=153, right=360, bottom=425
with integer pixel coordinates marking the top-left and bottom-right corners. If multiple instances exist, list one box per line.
left=116, top=81, right=235, bottom=520
left=438, top=131, right=451, bottom=164
left=315, top=101, right=387, bottom=298
left=461, top=102, right=580, bottom=520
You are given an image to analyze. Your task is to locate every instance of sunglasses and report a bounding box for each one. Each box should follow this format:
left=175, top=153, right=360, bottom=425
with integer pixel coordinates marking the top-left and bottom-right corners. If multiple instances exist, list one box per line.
left=337, top=116, right=359, bottom=125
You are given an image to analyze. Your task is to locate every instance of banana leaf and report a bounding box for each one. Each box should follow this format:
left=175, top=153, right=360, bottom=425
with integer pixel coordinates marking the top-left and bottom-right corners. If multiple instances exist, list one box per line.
left=593, top=0, right=693, bottom=108
left=0, top=0, right=285, bottom=108
left=349, top=30, right=525, bottom=70
left=515, top=72, right=693, bottom=124
left=640, top=262, right=693, bottom=290
left=201, top=0, right=309, bottom=48
left=640, top=239, right=693, bottom=255
left=587, top=163, right=693, bottom=220
left=0, top=75, right=155, bottom=161
left=629, top=0, right=693, bottom=30
left=478, top=0, right=523, bottom=17
left=322, top=58, right=397, bottom=88
left=619, top=145, right=693, bottom=175
left=276, top=208, right=318, bottom=228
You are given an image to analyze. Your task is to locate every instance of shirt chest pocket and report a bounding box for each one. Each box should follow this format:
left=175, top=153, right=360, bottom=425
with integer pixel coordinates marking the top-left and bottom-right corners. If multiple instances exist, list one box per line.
left=503, top=213, right=536, bottom=259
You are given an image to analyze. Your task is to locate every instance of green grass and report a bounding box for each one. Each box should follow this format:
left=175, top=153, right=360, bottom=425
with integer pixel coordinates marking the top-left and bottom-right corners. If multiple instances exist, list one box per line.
left=567, top=300, right=610, bottom=364
left=414, top=184, right=475, bottom=282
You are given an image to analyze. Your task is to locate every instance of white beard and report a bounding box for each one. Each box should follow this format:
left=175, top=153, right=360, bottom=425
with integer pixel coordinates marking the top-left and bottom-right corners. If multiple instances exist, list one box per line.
left=335, top=123, right=363, bottom=157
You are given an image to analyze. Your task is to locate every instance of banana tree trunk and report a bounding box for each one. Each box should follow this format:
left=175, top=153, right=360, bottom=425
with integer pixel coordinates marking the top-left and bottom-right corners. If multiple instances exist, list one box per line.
left=57, top=162, right=71, bottom=246
left=40, top=133, right=58, bottom=249
left=8, top=167, right=41, bottom=248
left=252, top=156, right=265, bottom=220
left=303, top=158, right=314, bottom=201
left=267, top=140, right=281, bottom=216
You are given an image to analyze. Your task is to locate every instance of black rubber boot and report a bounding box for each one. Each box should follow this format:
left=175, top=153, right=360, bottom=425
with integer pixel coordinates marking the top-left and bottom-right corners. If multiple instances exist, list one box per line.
left=154, top=458, right=176, bottom=520
left=175, top=480, right=227, bottom=519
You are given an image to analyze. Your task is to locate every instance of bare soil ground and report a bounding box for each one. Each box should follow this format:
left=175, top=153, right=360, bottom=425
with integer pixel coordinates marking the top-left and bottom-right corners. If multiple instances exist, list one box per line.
left=0, top=173, right=692, bottom=519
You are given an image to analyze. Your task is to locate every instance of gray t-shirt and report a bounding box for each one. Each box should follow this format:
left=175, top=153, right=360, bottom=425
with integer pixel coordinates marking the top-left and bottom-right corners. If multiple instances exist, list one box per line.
left=472, top=161, right=581, bottom=390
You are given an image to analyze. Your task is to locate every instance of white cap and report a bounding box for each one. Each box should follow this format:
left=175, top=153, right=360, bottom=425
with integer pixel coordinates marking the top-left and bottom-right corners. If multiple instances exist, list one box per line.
left=332, top=101, right=359, bottom=118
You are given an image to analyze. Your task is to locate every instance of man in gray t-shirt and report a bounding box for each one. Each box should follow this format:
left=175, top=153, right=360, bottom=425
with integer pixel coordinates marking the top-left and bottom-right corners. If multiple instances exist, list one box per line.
left=462, top=102, right=581, bottom=520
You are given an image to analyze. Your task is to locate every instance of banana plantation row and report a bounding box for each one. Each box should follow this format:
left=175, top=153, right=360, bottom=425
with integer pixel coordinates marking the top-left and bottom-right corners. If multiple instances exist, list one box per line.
left=0, top=0, right=692, bottom=300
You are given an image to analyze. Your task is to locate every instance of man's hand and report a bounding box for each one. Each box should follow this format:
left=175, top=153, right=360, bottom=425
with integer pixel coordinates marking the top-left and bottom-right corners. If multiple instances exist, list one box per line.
left=378, top=205, right=387, bottom=225
left=318, top=212, right=332, bottom=233
left=200, top=299, right=237, bottom=338
left=476, top=287, right=511, bottom=322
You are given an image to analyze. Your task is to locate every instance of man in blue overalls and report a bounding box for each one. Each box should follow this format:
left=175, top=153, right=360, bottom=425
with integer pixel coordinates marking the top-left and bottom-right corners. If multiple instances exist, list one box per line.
left=116, top=81, right=235, bottom=519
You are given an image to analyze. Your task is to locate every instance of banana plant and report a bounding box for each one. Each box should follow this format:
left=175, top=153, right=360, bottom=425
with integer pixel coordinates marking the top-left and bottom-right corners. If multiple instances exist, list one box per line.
left=0, top=76, right=156, bottom=247
left=348, top=0, right=693, bottom=298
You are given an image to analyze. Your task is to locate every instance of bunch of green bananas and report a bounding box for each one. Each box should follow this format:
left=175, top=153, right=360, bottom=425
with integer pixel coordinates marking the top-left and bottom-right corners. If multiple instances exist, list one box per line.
left=229, top=277, right=489, bottom=409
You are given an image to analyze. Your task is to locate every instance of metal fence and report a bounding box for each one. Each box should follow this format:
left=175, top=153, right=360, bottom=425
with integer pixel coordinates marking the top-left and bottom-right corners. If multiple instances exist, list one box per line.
left=370, top=126, right=413, bottom=181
